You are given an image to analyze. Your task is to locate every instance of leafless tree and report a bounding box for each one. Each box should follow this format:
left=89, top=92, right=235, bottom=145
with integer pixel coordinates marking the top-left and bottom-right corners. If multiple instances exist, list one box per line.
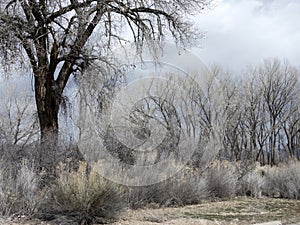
left=185, top=67, right=227, bottom=167
left=259, top=59, right=299, bottom=165
left=0, top=86, right=38, bottom=147
left=195, top=60, right=300, bottom=166
left=0, top=0, right=212, bottom=171
left=0, top=83, right=39, bottom=165
left=238, top=59, right=300, bottom=165
left=241, top=71, right=268, bottom=165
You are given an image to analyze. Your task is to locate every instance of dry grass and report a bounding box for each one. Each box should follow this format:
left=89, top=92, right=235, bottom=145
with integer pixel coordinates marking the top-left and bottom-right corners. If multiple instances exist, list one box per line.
left=46, top=162, right=126, bottom=224
left=113, top=197, right=300, bottom=225
left=1, top=158, right=300, bottom=225
left=205, top=161, right=238, bottom=199
left=3, top=197, right=300, bottom=224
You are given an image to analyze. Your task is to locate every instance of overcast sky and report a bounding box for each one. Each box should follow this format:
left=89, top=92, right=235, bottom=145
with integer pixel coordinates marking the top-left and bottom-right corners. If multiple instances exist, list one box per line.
left=192, top=0, right=300, bottom=74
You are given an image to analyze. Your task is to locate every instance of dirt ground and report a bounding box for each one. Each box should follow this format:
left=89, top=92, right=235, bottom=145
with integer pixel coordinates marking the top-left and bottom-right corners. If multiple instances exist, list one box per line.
left=112, top=197, right=300, bottom=225
left=3, top=197, right=300, bottom=225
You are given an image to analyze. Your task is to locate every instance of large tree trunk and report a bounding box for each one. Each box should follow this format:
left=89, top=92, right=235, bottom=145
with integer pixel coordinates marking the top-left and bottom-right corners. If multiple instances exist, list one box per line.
left=35, top=71, right=85, bottom=175
left=35, top=72, right=61, bottom=174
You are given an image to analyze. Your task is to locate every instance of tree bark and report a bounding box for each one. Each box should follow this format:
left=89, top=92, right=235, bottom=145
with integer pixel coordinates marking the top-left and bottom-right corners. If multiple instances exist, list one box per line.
left=35, top=72, right=61, bottom=173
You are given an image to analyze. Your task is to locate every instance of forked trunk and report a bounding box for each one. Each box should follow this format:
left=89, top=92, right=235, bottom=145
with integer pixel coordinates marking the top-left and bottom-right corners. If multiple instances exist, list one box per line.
left=35, top=73, right=85, bottom=175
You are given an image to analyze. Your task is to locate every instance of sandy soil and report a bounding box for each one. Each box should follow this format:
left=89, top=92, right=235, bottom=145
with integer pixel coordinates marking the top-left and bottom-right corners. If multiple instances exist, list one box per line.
left=112, top=197, right=300, bottom=225
left=2, top=197, right=300, bottom=225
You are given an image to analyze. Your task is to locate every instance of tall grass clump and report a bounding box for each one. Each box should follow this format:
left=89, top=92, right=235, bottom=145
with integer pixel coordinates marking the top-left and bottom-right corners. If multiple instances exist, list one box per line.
left=48, top=162, right=126, bottom=224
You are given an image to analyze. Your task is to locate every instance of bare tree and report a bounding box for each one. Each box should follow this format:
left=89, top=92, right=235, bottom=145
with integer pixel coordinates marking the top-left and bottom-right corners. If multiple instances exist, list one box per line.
left=259, top=59, right=299, bottom=165
left=239, top=59, right=300, bottom=165
left=0, top=0, right=212, bottom=170
left=0, top=84, right=38, bottom=147
left=280, top=99, right=300, bottom=159
left=186, top=66, right=228, bottom=167
left=241, top=72, right=267, bottom=165
left=278, top=70, right=300, bottom=160
left=0, top=82, right=39, bottom=166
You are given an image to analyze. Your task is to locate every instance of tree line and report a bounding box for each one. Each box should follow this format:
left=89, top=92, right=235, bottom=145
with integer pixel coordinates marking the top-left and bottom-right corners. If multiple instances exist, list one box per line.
left=2, top=58, right=299, bottom=169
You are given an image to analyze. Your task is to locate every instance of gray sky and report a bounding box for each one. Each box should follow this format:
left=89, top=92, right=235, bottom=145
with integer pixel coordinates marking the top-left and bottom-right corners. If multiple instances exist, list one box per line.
left=192, top=0, right=300, bottom=74
left=1, top=0, right=299, bottom=80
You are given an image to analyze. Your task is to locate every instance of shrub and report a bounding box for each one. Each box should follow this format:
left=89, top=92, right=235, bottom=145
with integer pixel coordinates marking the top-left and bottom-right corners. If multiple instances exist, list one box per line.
left=236, top=168, right=265, bottom=198
left=163, top=168, right=208, bottom=206
left=263, top=161, right=300, bottom=199
left=0, top=160, right=44, bottom=216
left=48, top=162, right=126, bottom=224
left=128, top=167, right=208, bottom=209
left=205, top=161, right=238, bottom=199
left=127, top=184, right=163, bottom=209
left=161, top=175, right=208, bottom=206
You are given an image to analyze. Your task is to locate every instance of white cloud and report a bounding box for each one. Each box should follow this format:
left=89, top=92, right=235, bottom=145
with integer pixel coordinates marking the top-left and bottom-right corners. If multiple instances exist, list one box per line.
left=192, top=0, right=300, bottom=73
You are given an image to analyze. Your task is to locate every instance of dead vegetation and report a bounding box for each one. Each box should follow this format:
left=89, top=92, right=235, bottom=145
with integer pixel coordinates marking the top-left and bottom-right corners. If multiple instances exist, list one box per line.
left=1, top=159, right=300, bottom=224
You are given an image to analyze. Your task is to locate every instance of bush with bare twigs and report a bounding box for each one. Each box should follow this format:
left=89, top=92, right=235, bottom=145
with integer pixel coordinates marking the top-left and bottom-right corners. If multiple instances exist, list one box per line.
left=128, top=168, right=208, bottom=209
left=205, top=161, right=238, bottom=199
left=46, top=162, right=126, bottom=224
left=263, top=161, right=300, bottom=199
left=0, top=160, right=45, bottom=217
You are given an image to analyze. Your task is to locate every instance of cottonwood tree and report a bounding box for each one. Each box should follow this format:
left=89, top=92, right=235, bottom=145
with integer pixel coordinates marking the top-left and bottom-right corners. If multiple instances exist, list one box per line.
left=186, top=67, right=227, bottom=166
left=241, top=73, right=267, bottom=165
left=0, top=0, right=211, bottom=171
left=280, top=98, right=300, bottom=159
left=218, top=73, right=243, bottom=161
left=277, top=71, right=300, bottom=160
left=238, top=60, right=300, bottom=165
left=259, top=59, right=298, bottom=165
